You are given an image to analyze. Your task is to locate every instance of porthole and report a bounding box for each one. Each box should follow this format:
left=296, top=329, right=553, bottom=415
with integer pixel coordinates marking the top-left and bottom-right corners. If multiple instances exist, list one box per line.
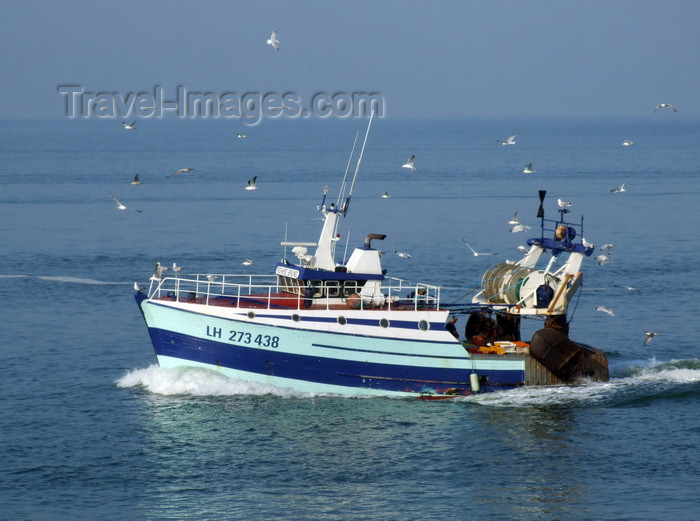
left=379, top=318, right=390, bottom=328
left=247, top=311, right=256, bottom=320
left=418, top=320, right=429, bottom=331
left=291, top=313, right=301, bottom=322
left=337, top=316, right=347, bottom=325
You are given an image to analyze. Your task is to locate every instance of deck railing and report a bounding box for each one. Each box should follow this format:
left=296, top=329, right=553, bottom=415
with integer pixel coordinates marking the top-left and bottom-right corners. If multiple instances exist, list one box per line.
left=147, top=274, right=441, bottom=311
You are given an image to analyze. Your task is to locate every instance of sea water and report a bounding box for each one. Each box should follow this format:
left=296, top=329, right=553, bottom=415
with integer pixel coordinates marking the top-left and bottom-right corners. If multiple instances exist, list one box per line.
left=1, top=116, right=699, bottom=520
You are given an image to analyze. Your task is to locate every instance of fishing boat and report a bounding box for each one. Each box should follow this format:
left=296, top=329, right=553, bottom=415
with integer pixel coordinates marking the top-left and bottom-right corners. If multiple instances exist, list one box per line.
left=134, top=118, right=608, bottom=398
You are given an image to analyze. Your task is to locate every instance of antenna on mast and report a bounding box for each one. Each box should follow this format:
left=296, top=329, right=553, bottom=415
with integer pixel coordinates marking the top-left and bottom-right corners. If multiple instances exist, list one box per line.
left=340, top=110, right=375, bottom=216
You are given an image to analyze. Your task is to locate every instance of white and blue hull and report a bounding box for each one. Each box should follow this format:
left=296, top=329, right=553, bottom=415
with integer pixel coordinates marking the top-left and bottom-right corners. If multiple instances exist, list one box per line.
left=136, top=293, right=527, bottom=397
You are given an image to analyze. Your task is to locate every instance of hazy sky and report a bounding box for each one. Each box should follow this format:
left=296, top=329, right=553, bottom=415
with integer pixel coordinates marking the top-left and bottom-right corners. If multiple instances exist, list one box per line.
left=2, top=0, right=699, bottom=120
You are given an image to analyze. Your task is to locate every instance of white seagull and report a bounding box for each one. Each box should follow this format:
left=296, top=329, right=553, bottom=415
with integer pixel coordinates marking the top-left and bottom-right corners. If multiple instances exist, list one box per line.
left=131, top=174, right=141, bottom=185
left=517, top=245, right=529, bottom=253
left=122, top=121, right=136, bottom=130
left=498, top=134, right=517, bottom=146
left=267, top=30, right=280, bottom=50
left=557, top=198, right=571, bottom=209
left=236, top=133, right=247, bottom=138
left=582, top=237, right=595, bottom=249
left=508, top=212, right=521, bottom=225
left=610, top=183, right=626, bottom=193
left=242, top=259, right=254, bottom=266
left=510, top=223, right=531, bottom=233
left=622, top=139, right=635, bottom=146
left=245, top=176, right=259, bottom=190
left=643, top=331, right=659, bottom=345
left=109, top=193, right=142, bottom=212
left=594, top=254, right=611, bottom=266
left=167, top=167, right=194, bottom=178
left=600, top=243, right=614, bottom=255
left=395, top=250, right=412, bottom=259
left=134, top=281, right=144, bottom=293
left=381, top=192, right=391, bottom=198
left=462, top=238, right=497, bottom=256
left=151, top=262, right=168, bottom=281
left=523, top=163, right=535, bottom=174
left=654, top=103, right=676, bottom=113
left=172, top=262, right=182, bottom=274
left=401, top=155, right=416, bottom=172
left=594, top=306, right=615, bottom=317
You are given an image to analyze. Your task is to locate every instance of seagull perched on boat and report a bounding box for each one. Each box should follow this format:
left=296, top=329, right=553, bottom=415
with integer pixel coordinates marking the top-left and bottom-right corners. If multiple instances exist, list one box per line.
left=167, top=167, right=194, bottom=178
left=131, top=174, right=141, bottom=185
left=595, top=306, right=615, bottom=317
left=643, top=331, right=659, bottom=345
left=395, top=250, right=411, bottom=259
left=622, top=139, right=635, bottom=146
left=610, top=183, right=626, bottom=193
left=582, top=237, right=595, bottom=249
left=172, top=262, right=182, bottom=274
left=523, top=163, right=535, bottom=174
left=594, top=254, right=611, bottom=266
left=109, top=193, right=142, bottom=212
left=510, top=223, right=531, bottom=233
left=462, top=238, right=497, bottom=256
left=558, top=198, right=571, bottom=209
left=134, top=281, right=144, bottom=293
left=242, top=259, right=254, bottom=266
left=600, top=243, right=614, bottom=255
left=245, top=176, right=259, bottom=190
left=508, top=212, right=521, bottom=225
left=401, top=155, right=416, bottom=172
left=381, top=192, right=391, bottom=198
left=122, top=121, right=136, bottom=130
left=498, top=134, right=517, bottom=146
left=654, top=103, right=676, bottom=113
left=151, top=262, right=168, bottom=281
left=267, top=29, right=280, bottom=50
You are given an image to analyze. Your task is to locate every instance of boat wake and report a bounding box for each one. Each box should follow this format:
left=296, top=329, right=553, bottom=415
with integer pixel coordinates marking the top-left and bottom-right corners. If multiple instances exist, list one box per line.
left=466, top=358, right=700, bottom=407
left=116, top=359, right=700, bottom=405
left=116, top=365, right=321, bottom=398
left=1, top=274, right=129, bottom=285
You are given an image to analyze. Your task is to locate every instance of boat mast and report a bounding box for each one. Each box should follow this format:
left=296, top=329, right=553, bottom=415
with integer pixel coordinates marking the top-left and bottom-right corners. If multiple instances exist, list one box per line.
left=313, top=112, right=375, bottom=270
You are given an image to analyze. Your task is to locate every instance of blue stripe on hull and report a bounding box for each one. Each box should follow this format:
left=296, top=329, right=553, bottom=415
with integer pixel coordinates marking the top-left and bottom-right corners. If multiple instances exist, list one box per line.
left=147, top=327, right=525, bottom=395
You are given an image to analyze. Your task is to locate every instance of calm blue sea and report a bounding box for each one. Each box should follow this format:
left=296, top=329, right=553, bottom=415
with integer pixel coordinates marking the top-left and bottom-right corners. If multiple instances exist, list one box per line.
left=1, top=116, right=699, bottom=521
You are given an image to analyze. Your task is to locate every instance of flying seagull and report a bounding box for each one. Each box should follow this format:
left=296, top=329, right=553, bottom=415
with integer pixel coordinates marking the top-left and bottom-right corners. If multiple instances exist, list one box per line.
left=236, top=133, right=247, bottom=138
left=594, top=254, right=611, bottom=266
left=131, top=174, right=141, bottom=185
left=622, top=139, right=635, bottom=146
left=381, top=192, right=391, bottom=198
left=594, top=306, right=615, bottom=317
left=508, top=212, right=521, bottom=225
left=167, top=167, right=194, bottom=178
left=109, top=193, right=142, bottom=212
left=498, top=134, right=517, bottom=146
left=462, top=238, right=497, bottom=256
left=643, top=331, right=659, bottom=345
left=654, top=103, right=676, bottom=113
left=267, top=30, right=280, bottom=50
left=395, top=250, right=412, bottom=259
left=510, top=223, right=531, bottom=233
left=610, top=183, right=626, bottom=193
left=401, top=155, right=416, bottom=172
left=523, top=163, right=535, bottom=174
left=600, top=243, right=614, bottom=255
left=517, top=245, right=529, bottom=253
left=122, top=121, right=136, bottom=130
left=245, top=176, right=259, bottom=190
left=242, top=259, right=254, bottom=266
